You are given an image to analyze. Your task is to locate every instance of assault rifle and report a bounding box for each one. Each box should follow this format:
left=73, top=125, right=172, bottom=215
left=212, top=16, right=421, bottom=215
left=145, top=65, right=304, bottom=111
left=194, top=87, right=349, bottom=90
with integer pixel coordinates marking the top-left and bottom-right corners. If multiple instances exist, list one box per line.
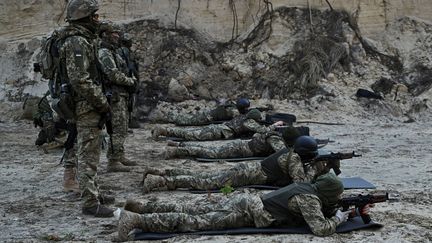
left=263, top=113, right=297, bottom=126
left=339, top=193, right=389, bottom=224
left=306, top=151, right=361, bottom=175
left=58, top=122, right=77, bottom=165
left=98, top=91, right=114, bottom=153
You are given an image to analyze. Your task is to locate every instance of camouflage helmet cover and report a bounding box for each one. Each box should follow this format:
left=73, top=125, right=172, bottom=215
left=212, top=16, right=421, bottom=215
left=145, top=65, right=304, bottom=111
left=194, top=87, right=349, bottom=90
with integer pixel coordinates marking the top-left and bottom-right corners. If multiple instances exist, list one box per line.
left=66, top=0, right=99, bottom=21
left=98, top=21, right=123, bottom=36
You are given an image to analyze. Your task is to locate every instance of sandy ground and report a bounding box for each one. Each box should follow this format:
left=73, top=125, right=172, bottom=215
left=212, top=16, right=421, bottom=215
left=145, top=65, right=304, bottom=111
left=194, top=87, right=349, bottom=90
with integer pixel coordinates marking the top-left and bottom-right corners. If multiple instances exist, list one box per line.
left=0, top=102, right=431, bottom=242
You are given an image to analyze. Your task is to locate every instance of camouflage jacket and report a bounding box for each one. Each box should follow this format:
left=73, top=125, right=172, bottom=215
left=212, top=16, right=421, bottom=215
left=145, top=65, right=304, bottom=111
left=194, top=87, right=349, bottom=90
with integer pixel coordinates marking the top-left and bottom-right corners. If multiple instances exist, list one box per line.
left=59, top=24, right=108, bottom=115
left=97, top=42, right=135, bottom=97
left=287, top=194, right=339, bottom=236
left=278, top=149, right=326, bottom=183
left=248, top=132, right=286, bottom=156
left=224, top=114, right=270, bottom=136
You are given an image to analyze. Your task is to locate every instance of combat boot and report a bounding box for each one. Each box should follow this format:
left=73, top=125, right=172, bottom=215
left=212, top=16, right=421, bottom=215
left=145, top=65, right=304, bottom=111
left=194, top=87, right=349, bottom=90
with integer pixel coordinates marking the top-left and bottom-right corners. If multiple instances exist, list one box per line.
left=121, top=158, right=138, bottom=166
left=107, top=161, right=131, bottom=173
left=98, top=194, right=115, bottom=205
left=63, top=167, right=80, bottom=193
left=166, top=140, right=181, bottom=147
left=151, top=125, right=167, bottom=139
left=124, top=199, right=146, bottom=213
left=82, top=204, right=114, bottom=218
left=118, top=209, right=143, bottom=241
left=163, top=147, right=179, bottom=159
left=143, top=174, right=168, bottom=193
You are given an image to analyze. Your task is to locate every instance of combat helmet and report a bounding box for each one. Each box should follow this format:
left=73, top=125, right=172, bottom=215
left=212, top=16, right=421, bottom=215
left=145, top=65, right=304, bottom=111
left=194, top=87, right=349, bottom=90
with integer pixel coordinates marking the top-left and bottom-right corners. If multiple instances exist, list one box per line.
left=245, top=108, right=262, bottom=121
left=236, top=98, right=250, bottom=114
left=66, top=0, right=99, bottom=22
left=294, top=135, right=318, bottom=160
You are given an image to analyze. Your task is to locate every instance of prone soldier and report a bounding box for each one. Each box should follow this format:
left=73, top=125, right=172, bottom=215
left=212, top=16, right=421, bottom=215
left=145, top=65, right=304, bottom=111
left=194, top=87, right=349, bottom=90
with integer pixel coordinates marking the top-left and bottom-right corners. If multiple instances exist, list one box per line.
left=142, top=133, right=330, bottom=192
left=118, top=173, right=374, bottom=240
left=152, top=108, right=282, bottom=141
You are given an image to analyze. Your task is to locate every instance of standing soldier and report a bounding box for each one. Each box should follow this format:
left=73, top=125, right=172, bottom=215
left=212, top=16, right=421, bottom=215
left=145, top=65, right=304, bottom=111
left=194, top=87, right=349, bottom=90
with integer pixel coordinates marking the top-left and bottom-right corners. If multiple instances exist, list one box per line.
left=97, top=22, right=138, bottom=172
left=59, top=0, right=114, bottom=217
left=118, top=33, right=141, bottom=129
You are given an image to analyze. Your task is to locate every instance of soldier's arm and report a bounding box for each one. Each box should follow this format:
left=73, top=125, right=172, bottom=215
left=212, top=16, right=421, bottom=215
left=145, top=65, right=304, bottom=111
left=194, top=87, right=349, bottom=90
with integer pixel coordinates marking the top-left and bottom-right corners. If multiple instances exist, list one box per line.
left=282, top=151, right=312, bottom=182
left=292, top=194, right=339, bottom=236
left=243, top=119, right=272, bottom=133
left=63, top=36, right=109, bottom=112
left=267, top=135, right=286, bottom=152
left=98, top=48, right=135, bottom=87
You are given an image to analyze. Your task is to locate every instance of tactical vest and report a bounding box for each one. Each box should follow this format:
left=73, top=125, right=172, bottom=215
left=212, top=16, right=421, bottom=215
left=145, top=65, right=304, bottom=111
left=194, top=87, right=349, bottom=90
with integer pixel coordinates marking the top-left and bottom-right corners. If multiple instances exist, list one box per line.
left=224, top=114, right=251, bottom=135
left=59, top=25, right=101, bottom=101
left=248, top=132, right=280, bottom=156
left=262, top=183, right=318, bottom=224
left=209, top=105, right=235, bottom=121
left=260, top=147, right=293, bottom=186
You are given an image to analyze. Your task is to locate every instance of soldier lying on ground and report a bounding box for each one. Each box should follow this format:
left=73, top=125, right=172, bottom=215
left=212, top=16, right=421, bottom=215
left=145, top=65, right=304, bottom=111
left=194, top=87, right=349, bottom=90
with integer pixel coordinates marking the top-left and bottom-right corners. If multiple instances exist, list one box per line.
left=165, top=98, right=251, bottom=126
left=142, top=134, right=331, bottom=192
left=163, top=125, right=290, bottom=159
left=153, top=108, right=283, bottom=141
left=118, top=173, right=371, bottom=241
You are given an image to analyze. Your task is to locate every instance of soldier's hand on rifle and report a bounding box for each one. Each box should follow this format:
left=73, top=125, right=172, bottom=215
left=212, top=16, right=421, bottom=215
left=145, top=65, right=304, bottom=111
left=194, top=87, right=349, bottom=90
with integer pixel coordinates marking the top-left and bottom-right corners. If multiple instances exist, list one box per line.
left=361, top=203, right=374, bottom=215
left=126, top=76, right=138, bottom=93
left=335, top=210, right=350, bottom=223
left=272, top=121, right=284, bottom=127
left=349, top=203, right=375, bottom=218
left=99, top=104, right=111, bottom=114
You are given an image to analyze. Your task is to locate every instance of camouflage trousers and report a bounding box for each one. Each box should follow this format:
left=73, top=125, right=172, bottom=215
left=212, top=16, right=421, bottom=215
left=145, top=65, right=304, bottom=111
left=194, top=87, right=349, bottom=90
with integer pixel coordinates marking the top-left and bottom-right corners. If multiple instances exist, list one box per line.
left=76, top=111, right=103, bottom=208
left=165, top=124, right=233, bottom=141
left=63, top=147, right=78, bottom=168
left=167, top=111, right=212, bottom=126
left=107, top=95, right=129, bottom=163
left=119, top=191, right=274, bottom=239
left=165, top=161, right=268, bottom=190
left=173, top=139, right=253, bottom=159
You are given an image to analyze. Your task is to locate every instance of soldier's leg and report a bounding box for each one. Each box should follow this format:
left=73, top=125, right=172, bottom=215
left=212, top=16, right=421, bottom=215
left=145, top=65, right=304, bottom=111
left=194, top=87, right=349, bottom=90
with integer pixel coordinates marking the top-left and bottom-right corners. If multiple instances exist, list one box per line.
left=107, top=96, right=131, bottom=172
left=63, top=146, right=79, bottom=192
left=125, top=198, right=215, bottom=214
left=169, top=111, right=210, bottom=126
left=184, top=140, right=254, bottom=159
left=118, top=193, right=271, bottom=241
left=168, top=161, right=267, bottom=190
left=76, top=111, right=103, bottom=208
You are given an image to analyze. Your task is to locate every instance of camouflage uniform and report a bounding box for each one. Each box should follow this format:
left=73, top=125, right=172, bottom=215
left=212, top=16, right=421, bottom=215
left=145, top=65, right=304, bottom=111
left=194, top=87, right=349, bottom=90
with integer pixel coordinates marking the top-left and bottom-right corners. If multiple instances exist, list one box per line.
left=167, top=105, right=239, bottom=126
left=282, top=194, right=339, bottom=236
left=59, top=23, right=109, bottom=207
left=165, top=114, right=271, bottom=141
left=118, top=190, right=274, bottom=240
left=152, top=149, right=325, bottom=190
left=98, top=42, right=135, bottom=164
left=119, top=188, right=340, bottom=240
left=169, top=132, right=285, bottom=159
